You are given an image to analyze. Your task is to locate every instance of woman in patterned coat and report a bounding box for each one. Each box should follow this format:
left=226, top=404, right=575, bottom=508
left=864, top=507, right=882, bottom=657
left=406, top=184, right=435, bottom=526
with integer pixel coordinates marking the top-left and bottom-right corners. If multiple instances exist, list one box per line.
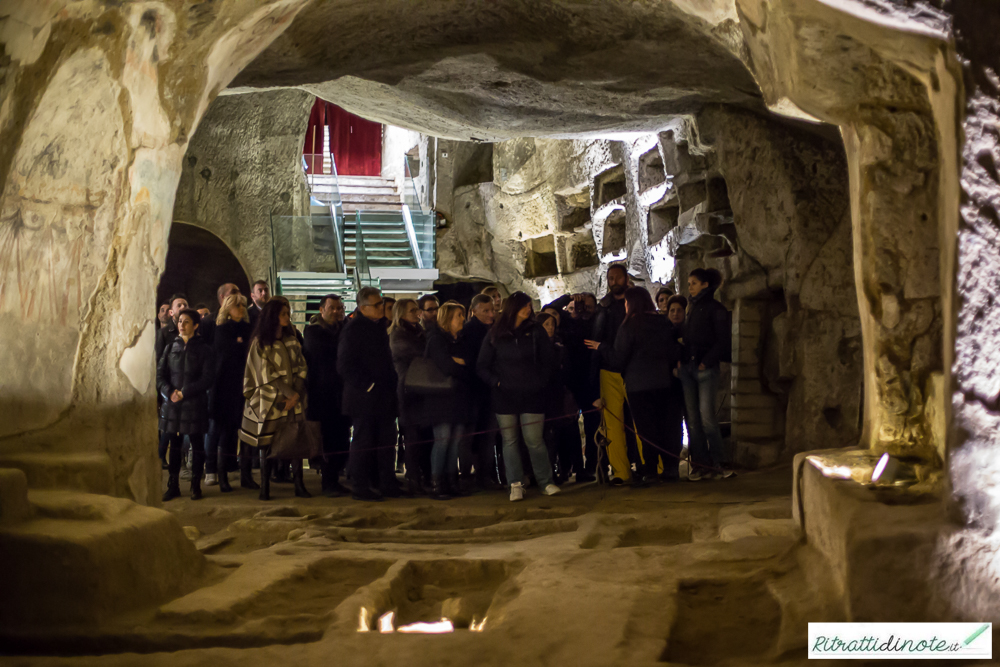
left=238, top=298, right=309, bottom=500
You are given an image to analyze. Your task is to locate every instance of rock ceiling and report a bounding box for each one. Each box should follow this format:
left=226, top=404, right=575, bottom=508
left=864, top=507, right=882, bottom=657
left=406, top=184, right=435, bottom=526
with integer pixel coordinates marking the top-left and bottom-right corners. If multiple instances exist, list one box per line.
left=227, top=0, right=764, bottom=140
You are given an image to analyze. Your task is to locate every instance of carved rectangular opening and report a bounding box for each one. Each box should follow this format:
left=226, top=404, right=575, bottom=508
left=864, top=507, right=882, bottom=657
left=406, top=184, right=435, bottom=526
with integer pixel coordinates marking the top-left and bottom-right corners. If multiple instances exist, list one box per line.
left=556, top=193, right=592, bottom=232
left=595, top=165, right=627, bottom=207
left=647, top=204, right=679, bottom=246
left=677, top=180, right=706, bottom=213
left=601, top=208, right=627, bottom=256
left=638, top=147, right=666, bottom=193
left=524, top=235, right=559, bottom=278
left=706, top=176, right=730, bottom=212
left=567, top=235, right=599, bottom=272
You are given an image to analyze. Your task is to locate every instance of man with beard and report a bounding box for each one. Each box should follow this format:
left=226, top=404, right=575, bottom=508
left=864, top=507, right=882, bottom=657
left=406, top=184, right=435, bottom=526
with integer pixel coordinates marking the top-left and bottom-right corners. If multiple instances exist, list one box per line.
left=248, top=280, right=270, bottom=328
left=588, top=265, right=632, bottom=484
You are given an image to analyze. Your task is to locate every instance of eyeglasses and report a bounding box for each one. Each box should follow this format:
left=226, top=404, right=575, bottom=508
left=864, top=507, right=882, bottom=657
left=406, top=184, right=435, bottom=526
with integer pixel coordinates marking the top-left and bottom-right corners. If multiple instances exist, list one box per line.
left=363, top=300, right=384, bottom=309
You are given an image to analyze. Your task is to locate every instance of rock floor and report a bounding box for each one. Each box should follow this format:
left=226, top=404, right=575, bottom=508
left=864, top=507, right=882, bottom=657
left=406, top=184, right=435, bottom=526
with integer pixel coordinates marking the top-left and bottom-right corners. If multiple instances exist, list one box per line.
left=5, top=465, right=879, bottom=667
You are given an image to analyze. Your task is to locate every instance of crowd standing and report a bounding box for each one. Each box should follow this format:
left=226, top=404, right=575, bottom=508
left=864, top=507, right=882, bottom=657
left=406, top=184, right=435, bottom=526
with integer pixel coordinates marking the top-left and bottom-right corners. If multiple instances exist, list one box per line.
left=155, top=265, right=734, bottom=503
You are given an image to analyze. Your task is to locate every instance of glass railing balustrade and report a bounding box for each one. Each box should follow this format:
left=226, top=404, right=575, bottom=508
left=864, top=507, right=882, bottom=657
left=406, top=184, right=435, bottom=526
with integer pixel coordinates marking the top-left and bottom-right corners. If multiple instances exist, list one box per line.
left=269, top=215, right=322, bottom=273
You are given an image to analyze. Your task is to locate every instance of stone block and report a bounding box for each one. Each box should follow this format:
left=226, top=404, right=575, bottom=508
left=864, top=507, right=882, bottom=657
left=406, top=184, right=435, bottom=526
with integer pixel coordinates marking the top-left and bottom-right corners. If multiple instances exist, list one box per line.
left=0, top=451, right=113, bottom=494
left=732, top=362, right=760, bottom=379
left=733, top=423, right=778, bottom=439
left=792, top=450, right=945, bottom=622
left=731, top=393, right=779, bottom=409
left=732, top=407, right=775, bottom=425
left=0, top=491, right=205, bottom=627
left=737, top=320, right=761, bottom=338
left=0, top=469, right=31, bottom=525
left=733, top=379, right=764, bottom=395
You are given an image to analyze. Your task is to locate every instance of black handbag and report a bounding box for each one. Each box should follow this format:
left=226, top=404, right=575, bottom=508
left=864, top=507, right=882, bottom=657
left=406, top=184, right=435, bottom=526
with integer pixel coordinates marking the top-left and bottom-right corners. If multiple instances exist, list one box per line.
left=404, top=356, right=455, bottom=395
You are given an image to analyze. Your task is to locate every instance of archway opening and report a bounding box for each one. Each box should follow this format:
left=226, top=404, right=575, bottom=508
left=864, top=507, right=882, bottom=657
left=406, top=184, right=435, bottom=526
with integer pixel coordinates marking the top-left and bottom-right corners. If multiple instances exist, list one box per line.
left=157, top=223, right=250, bottom=311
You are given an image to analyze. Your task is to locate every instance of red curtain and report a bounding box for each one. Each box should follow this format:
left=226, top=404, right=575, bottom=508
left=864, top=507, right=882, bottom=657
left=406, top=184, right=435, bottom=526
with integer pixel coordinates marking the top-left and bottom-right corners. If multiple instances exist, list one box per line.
left=303, top=98, right=327, bottom=174
left=328, top=104, right=383, bottom=176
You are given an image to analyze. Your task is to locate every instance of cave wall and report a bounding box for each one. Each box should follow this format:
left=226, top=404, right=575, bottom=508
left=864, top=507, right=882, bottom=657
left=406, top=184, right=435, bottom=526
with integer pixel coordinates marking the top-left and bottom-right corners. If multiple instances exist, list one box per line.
left=173, top=89, right=314, bottom=287
left=0, top=0, right=312, bottom=504
left=437, top=108, right=861, bottom=464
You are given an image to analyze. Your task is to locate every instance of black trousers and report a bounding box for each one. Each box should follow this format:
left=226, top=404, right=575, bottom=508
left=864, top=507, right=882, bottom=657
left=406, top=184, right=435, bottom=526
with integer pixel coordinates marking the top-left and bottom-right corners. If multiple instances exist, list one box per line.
left=349, top=415, right=400, bottom=492
left=167, top=433, right=205, bottom=480
left=320, top=414, right=352, bottom=485
left=205, top=419, right=239, bottom=475
left=467, top=397, right=501, bottom=483
left=627, top=387, right=680, bottom=478
left=402, top=424, right=432, bottom=482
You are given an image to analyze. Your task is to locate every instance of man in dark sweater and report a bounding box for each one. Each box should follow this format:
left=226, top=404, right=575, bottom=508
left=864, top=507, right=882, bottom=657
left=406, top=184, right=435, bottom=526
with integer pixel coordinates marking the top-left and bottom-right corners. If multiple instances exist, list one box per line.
left=337, top=286, right=402, bottom=501
left=589, top=264, right=631, bottom=483
left=678, top=268, right=732, bottom=481
left=462, top=294, right=502, bottom=488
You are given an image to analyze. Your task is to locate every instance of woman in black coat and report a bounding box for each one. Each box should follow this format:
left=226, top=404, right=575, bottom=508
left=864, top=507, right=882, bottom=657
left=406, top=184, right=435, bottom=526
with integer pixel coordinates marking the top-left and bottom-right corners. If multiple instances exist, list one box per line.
left=158, top=308, right=215, bottom=501
left=537, top=312, right=582, bottom=484
left=477, top=292, right=560, bottom=502
left=424, top=301, right=475, bottom=499
left=587, top=287, right=683, bottom=485
left=207, top=294, right=253, bottom=493
left=389, top=299, right=431, bottom=493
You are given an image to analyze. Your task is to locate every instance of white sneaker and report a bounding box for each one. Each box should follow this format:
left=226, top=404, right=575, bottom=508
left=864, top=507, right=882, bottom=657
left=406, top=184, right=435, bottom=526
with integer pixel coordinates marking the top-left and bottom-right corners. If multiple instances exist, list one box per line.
left=204, top=474, right=218, bottom=486
left=510, top=482, right=525, bottom=502
left=542, top=484, right=561, bottom=496
left=688, top=470, right=704, bottom=482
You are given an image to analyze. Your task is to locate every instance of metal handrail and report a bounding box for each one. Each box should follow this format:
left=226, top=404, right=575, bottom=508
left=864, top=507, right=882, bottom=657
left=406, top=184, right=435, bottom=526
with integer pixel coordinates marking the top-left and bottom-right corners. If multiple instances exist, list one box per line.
left=353, top=210, right=370, bottom=288
left=400, top=204, right=423, bottom=269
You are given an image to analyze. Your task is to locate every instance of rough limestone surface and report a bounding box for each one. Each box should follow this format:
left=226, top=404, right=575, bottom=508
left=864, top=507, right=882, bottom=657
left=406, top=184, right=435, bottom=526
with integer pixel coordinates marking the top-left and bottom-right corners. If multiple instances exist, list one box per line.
left=437, top=107, right=861, bottom=463
left=229, top=0, right=762, bottom=141
left=173, top=89, right=314, bottom=285
left=0, top=0, right=314, bottom=504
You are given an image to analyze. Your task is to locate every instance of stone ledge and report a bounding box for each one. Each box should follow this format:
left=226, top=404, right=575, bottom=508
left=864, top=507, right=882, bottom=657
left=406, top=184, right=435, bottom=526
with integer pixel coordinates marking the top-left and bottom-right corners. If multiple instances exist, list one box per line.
left=793, top=449, right=945, bottom=621
left=0, top=451, right=114, bottom=494
left=0, top=490, right=205, bottom=627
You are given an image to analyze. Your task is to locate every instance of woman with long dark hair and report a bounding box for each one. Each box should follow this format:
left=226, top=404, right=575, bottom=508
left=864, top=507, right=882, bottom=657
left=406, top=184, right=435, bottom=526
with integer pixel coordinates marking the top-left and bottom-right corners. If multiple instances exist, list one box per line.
left=477, top=291, right=560, bottom=501
left=158, top=308, right=215, bottom=501
left=238, top=298, right=310, bottom=500
left=587, top=287, right=683, bottom=484
left=207, top=293, right=253, bottom=493
left=390, top=298, right=430, bottom=494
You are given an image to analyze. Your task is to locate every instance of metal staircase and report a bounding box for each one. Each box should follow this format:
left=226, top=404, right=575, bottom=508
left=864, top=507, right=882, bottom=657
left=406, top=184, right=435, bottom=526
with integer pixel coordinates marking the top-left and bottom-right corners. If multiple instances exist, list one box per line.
left=273, top=147, right=438, bottom=328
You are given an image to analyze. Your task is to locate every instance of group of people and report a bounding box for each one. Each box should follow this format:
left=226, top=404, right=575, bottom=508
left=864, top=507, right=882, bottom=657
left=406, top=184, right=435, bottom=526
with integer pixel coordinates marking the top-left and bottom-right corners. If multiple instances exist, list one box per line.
left=153, top=263, right=733, bottom=503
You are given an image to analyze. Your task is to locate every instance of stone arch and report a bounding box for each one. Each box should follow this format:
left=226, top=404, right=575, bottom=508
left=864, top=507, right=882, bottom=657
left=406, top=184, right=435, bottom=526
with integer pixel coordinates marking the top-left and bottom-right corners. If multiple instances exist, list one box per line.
left=157, top=223, right=251, bottom=311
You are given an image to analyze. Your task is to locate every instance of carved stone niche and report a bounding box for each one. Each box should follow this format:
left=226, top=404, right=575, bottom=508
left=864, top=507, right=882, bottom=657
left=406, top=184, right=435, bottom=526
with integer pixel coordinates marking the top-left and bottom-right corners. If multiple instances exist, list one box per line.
left=594, top=165, right=628, bottom=207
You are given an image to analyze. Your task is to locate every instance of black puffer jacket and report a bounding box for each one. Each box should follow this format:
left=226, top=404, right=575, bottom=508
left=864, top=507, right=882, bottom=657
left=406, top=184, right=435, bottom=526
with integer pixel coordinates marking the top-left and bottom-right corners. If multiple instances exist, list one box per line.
left=390, top=321, right=427, bottom=426
left=601, top=312, right=682, bottom=392
left=683, top=290, right=731, bottom=368
left=157, top=335, right=215, bottom=435
left=477, top=320, right=554, bottom=415
left=210, top=319, right=252, bottom=425
left=424, top=327, right=475, bottom=425
left=303, top=316, right=345, bottom=421
left=337, top=314, right=398, bottom=418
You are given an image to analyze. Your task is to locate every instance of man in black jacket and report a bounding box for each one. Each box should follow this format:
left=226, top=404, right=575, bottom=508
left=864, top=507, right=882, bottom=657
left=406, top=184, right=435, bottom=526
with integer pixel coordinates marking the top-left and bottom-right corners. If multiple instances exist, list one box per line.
left=337, top=286, right=402, bottom=501
left=304, top=294, right=350, bottom=496
left=678, top=268, right=732, bottom=480
left=589, top=265, right=632, bottom=483
left=462, top=294, right=502, bottom=488
left=155, top=293, right=188, bottom=469
left=247, top=279, right=270, bottom=328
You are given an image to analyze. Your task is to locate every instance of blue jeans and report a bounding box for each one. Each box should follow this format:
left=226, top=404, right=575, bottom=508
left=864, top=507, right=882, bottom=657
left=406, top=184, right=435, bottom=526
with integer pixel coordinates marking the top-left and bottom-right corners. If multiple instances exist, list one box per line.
left=678, top=363, right=723, bottom=470
left=431, top=423, right=466, bottom=478
left=496, top=413, right=553, bottom=488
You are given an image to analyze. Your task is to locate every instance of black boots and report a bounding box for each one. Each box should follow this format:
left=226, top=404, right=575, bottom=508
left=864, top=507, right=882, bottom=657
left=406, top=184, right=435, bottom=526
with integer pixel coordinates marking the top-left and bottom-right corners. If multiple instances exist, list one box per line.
left=163, top=444, right=181, bottom=502
left=218, top=447, right=233, bottom=493
left=430, top=476, right=451, bottom=501
left=190, top=448, right=205, bottom=500
left=240, top=444, right=260, bottom=489
left=259, top=447, right=271, bottom=501
left=293, top=459, right=311, bottom=498
left=447, top=473, right=466, bottom=497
